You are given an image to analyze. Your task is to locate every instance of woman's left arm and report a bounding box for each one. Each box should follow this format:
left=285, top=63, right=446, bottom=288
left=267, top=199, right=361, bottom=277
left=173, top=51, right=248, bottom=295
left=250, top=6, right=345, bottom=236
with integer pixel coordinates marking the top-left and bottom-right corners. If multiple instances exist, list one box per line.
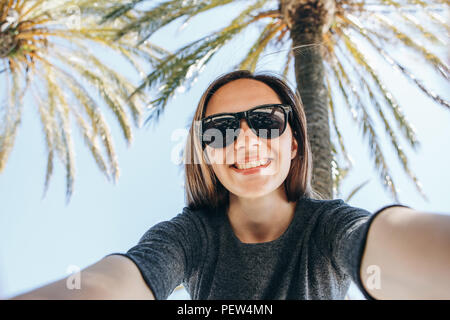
left=360, top=206, right=450, bottom=299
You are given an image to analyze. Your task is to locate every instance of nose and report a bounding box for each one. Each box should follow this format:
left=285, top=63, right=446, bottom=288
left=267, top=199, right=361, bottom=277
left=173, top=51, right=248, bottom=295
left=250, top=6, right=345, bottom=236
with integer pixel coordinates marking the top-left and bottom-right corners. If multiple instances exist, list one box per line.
left=234, top=119, right=261, bottom=151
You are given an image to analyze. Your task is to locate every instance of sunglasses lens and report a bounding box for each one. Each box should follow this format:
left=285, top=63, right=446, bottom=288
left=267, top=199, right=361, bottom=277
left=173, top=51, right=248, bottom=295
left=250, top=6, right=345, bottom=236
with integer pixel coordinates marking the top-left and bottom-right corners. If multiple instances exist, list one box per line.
left=201, top=105, right=288, bottom=149
left=248, top=106, right=286, bottom=138
left=202, top=116, right=239, bottom=149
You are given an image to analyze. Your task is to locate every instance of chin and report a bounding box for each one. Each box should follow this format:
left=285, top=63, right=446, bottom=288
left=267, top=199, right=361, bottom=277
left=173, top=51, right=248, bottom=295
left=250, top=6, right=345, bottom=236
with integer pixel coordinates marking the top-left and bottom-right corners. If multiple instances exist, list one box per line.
left=228, top=184, right=278, bottom=199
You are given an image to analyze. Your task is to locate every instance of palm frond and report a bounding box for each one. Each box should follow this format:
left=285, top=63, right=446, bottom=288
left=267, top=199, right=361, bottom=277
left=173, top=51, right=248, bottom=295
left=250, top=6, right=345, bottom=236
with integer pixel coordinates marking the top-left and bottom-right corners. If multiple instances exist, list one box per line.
left=282, top=47, right=293, bottom=79
left=372, top=12, right=449, bottom=80
left=40, top=53, right=122, bottom=183
left=332, top=28, right=427, bottom=200
left=109, top=0, right=238, bottom=44
left=99, top=0, right=142, bottom=24
left=337, top=27, right=420, bottom=150
left=0, top=59, right=24, bottom=173
left=35, top=92, right=56, bottom=199
left=126, top=0, right=269, bottom=125
left=342, top=13, right=449, bottom=110
left=325, top=71, right=352, bottom=169
left=0, top=0, right=157, bottom=202
left=402, top=0, right=450, bottom=32
left=327, top=74, right=352, bottom=198
left=345, top=179, right=371, bottom=203
left=324, top=32, right=400, bottom=200
left=57, top=50, right=135, bottom=143
left=237, top=20, right=285, bottom=72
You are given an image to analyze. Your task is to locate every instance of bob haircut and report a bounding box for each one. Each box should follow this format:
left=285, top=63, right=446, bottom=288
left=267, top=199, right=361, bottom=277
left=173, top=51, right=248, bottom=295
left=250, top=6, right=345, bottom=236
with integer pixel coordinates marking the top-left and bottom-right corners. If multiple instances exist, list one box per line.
left=184, top=69, right=321, bottom=211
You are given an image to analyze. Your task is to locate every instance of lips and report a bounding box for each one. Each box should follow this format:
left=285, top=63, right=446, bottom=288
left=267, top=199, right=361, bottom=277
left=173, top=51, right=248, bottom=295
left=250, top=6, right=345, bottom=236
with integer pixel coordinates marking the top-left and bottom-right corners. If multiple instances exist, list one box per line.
left=229, top=158, right=272, bottom=169
left=235, top=159, right=270, bottom=169
left=229, top=159, right=272, bottom=175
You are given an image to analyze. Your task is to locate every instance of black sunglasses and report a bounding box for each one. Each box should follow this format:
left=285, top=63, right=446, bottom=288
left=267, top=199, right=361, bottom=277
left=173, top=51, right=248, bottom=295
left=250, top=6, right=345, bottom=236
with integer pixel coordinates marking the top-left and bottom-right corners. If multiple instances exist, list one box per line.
left=200, top=103, right=292, bottom=149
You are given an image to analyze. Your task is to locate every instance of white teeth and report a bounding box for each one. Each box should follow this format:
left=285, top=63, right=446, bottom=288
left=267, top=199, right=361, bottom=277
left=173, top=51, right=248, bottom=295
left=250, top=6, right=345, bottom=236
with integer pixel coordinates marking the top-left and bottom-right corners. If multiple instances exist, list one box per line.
left=235, top=159, right=270, bottom=170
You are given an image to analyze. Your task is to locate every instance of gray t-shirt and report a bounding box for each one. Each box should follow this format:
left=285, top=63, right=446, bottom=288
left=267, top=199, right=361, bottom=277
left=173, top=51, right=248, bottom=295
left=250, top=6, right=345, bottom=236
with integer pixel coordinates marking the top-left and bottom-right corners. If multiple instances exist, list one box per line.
left=108, top=196, right=406, bottom=300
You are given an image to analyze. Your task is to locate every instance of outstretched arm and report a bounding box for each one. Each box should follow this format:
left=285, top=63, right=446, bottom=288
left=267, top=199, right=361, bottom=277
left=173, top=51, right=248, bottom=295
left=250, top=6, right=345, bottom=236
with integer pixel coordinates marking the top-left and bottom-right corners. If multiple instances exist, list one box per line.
left=360, top=206, right=450, bottom=299
left=8, top=255, right=155, bottom=300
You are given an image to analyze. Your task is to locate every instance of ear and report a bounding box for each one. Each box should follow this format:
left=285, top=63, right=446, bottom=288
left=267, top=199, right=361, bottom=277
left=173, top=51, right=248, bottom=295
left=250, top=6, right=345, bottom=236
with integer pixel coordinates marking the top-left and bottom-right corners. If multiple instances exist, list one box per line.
left=291, top=135, right=298, bottom=160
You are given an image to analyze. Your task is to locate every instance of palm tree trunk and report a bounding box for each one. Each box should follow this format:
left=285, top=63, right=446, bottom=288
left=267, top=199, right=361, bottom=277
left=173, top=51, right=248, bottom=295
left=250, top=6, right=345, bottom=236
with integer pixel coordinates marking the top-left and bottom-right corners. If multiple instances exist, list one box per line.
left=282, top=0, right=335, bottom=199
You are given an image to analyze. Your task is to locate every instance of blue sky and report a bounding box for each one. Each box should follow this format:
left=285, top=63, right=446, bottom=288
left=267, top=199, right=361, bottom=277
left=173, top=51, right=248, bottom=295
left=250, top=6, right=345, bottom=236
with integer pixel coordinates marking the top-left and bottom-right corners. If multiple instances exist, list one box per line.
left=0, top=2, right=449, bottom=299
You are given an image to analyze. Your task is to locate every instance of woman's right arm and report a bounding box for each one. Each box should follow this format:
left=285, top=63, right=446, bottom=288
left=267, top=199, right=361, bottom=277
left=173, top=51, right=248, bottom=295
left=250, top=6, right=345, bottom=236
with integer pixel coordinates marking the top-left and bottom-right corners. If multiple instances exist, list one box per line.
left=8, top=255, right=155, bottom=300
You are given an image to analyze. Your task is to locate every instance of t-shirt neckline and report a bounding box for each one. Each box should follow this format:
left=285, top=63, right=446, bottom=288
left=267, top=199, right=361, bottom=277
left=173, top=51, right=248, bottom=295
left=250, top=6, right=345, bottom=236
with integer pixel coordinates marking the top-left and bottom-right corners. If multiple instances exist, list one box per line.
left=222, top=197, right=304, bottom=247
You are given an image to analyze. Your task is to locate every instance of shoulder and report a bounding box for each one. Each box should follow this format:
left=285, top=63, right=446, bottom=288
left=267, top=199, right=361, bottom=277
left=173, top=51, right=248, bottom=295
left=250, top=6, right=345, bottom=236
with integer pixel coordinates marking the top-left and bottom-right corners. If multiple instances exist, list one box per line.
left=136, top=207, right=219, bottom=251
left=137, top=206, right=214, bottom=240
left=164, top=205, right=220, bottom=237
left=299, top=197, right=372, bottom=223
left=179, top=205, right=220, bottom=224
left=299, top=197, right=348, bottom=213
left=159, top=205, right=215, bottom=224
left=301, top=197, right=345, bottom=208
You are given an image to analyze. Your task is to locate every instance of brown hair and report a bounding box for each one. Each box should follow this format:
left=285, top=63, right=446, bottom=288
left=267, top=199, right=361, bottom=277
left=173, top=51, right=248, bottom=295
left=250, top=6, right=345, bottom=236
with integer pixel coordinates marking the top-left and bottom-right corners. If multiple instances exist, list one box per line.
left=184, top=70, right=321, bottom=211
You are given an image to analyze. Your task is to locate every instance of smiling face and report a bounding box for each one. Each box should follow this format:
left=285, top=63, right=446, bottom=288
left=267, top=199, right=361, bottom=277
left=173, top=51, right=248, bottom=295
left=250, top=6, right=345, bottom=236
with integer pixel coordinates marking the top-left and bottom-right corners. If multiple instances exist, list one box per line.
left=203, top=78, right=298, bottom=199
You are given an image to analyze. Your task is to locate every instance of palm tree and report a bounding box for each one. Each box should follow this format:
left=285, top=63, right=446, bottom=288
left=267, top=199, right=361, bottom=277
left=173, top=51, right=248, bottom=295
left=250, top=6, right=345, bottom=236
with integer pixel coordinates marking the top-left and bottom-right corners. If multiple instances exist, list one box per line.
left=0, top=0, right=170, bottom=203
left=102, top=0, right=449, bottom=201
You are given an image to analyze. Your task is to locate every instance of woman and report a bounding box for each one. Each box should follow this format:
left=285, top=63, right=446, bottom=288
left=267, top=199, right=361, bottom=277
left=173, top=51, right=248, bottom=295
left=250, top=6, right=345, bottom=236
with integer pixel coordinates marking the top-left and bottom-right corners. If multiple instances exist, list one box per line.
left=10, top=70, right=450, bottom=300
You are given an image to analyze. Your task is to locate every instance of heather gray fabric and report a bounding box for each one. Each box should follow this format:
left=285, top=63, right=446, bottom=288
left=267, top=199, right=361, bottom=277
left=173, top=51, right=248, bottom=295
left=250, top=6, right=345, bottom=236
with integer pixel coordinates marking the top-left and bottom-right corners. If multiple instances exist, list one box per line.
left=107, top=195, right=408, bottom=300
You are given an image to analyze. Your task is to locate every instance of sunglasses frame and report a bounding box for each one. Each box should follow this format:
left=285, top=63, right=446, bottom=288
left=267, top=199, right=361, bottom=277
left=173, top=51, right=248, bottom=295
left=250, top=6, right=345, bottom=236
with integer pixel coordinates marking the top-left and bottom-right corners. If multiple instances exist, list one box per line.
left=200, top=103, right=293, bottom=149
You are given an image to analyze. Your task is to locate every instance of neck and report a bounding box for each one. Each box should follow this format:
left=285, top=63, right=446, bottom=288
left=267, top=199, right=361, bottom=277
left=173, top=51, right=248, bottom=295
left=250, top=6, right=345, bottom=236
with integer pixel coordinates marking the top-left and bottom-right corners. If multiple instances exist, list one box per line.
left=227, top=186, right=298, bottom=243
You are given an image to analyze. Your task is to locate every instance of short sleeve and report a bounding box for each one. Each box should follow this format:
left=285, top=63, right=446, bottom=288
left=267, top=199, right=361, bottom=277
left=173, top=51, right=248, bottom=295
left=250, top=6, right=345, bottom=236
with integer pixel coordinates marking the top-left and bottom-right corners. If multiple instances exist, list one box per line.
left=313, top=199, right=410, bottom=300
left=105, top=208, right=204, bottom=300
